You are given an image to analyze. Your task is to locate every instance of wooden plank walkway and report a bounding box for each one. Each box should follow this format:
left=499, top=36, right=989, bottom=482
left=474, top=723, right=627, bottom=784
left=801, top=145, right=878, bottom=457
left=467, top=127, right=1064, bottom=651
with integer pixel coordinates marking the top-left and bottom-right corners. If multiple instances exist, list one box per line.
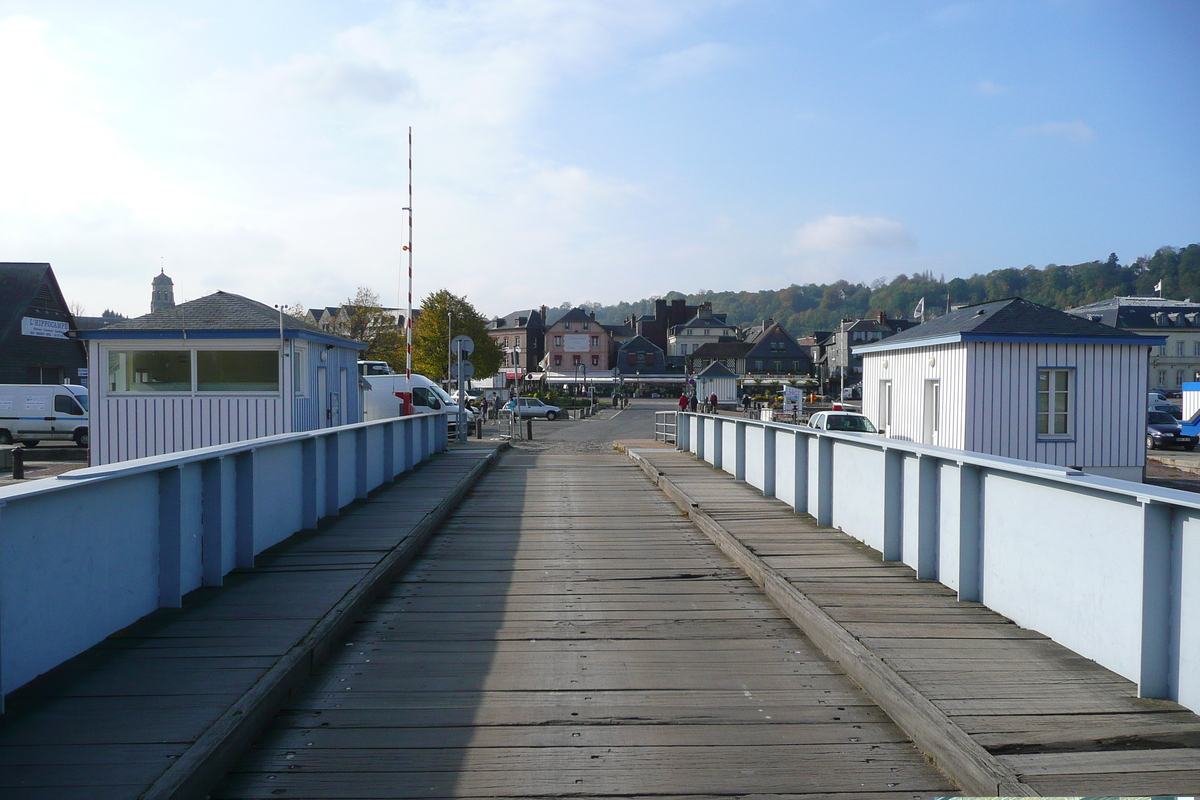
left=0, top=447, right=500, bottom=800
left=628, top=446, right=1200, bottom=796
left=213, top=451, right=956, bottom=798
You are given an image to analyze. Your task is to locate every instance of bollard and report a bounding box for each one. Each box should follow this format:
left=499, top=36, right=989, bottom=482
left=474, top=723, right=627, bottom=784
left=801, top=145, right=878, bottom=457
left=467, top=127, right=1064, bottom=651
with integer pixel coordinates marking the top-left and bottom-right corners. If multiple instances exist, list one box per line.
left=476, top=416, right=482, bottom=439
left=526, top=418, right=534, bottom=440
left=12, top=446, right=24, bottom=480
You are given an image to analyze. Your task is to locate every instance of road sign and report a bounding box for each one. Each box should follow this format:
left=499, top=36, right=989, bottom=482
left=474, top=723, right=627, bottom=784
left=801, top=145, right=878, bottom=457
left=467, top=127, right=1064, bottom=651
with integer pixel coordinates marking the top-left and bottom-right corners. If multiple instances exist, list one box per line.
left=450, top=360, right=474, bottom=380
left=450, top=335, right=475, bottom=356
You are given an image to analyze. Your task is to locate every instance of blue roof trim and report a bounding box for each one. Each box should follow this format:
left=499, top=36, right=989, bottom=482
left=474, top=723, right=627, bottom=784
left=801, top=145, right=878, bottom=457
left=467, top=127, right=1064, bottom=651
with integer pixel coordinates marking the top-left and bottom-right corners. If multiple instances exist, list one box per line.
left=76, top=329, right=366, bottom=349
left=855, top=332, right=1163, bottom=354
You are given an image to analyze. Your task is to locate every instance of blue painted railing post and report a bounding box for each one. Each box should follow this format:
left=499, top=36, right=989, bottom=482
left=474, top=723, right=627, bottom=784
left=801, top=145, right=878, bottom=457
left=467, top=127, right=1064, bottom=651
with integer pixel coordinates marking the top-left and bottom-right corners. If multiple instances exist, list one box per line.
left=957, top=463, right=983, bottom=601
left=383, top=421, right=395, bottom=480
left=158, top=466, right=184, bottom=608
left=300, top=440, right=318, bottom=530
left=695, top=416, right=706, bottom=462
left=882, top=449, right=904, bottom=562
left=713, top=417, right=724, bottom=471
left=1140, top=501, right=1178, bottom=699
left=916, top=454, right=939, bottom=580
left=815, top=436, right=833, bottom=527
left=676, top=412, right=689, bottom=452
left=734, top=421, right=746, bottom=481
left=402, top=417, right=415, bottom=473
left=235, top=451, right=256, bottom=569
left=323, top=432, right=340, bottom=518
left=763, top=426, right=776, bottom=498
left=793, top=431, right=809, bottom=514
left=201, top=457, right=225, bottom=586
left=355, top=427, right=369, bottom=500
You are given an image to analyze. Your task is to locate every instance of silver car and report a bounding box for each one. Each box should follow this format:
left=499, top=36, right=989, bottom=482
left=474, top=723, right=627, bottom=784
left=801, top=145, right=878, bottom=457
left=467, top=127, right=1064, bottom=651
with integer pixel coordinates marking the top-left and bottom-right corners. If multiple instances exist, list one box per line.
left=505, top=397, right=561, bottom=420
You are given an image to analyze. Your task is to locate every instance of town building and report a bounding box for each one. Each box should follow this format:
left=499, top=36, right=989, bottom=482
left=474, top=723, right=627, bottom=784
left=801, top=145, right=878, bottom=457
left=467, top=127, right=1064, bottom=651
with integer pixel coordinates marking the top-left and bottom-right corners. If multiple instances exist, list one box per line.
left=688, top=321, right=813, bottom=379
left=814, top=312, right=917, bottom=392
left=625, top=297, right=712, bottom=356
left=0, top=263, right=87, bottom=385
left=543, top=307, right=613, bottom=375
left=486, top=307, right=547, bottom=384
left=855, top=298, right=1161, bottom=482
left=77, top=291, right=364, bottom=465
left=1067, top=296, right=1200, bottom=391
left=666, top=303, right=737, bottom=358
left=614, top=335, right=667, bottom=376
left=151, top=269, right=176, bottom=313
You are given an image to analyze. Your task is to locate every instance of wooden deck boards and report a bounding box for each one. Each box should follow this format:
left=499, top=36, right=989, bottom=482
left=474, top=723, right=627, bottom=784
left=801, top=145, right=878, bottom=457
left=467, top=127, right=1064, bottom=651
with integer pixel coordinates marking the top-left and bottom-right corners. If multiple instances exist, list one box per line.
left=213, top=452, right=954, bottom=799
left=0, top=449, right=498, bottom=799
left=630, top=447, right=1200, bottom=796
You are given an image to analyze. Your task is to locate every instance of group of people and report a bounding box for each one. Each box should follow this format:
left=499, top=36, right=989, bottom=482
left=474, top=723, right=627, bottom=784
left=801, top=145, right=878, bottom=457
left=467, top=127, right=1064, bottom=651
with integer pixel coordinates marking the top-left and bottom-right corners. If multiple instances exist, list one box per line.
left=678, top=391, right=757, bottom=416
left=678, top=391, right=720, bottom=414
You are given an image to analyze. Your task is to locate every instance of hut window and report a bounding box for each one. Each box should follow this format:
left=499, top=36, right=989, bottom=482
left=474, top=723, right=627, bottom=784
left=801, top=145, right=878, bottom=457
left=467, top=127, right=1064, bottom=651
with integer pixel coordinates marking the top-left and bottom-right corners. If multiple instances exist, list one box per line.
left=108, top=350, right=191, bottom=392
left=197, top=351, right=279, bottom=392
left=1036, top=369, right=1072, bottom=437
left=293, top=344, right=308, bottom=397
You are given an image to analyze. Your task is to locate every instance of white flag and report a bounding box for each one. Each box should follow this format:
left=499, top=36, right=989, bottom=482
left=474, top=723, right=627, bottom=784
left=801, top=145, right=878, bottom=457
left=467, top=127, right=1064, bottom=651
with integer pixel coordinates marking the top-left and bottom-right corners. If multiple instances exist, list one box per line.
left=913, top=297, right=925, bottom=320
left=1155, top=280, right=1163, bottom=293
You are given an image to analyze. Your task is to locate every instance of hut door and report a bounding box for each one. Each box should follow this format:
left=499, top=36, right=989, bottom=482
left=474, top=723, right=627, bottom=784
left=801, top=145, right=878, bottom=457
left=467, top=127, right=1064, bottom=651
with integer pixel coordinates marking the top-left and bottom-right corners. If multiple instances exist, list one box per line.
left=922, top=380, right=940, bottom=445
left=318, top=367, right=329, bottom=427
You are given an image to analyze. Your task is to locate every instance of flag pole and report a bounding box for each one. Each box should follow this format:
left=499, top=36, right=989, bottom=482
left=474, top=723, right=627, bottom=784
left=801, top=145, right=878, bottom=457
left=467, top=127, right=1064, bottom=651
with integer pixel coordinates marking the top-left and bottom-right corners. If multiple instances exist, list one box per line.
left=404, top=127, right=414, bottom=380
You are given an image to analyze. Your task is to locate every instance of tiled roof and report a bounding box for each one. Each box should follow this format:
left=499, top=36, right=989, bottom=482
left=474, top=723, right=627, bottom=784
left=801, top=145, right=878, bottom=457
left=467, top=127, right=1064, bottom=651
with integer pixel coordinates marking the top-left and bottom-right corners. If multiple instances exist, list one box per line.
left=98, top=291, right=338, bottom=336
left=1067, top=296, right=1200, bottom=330
left=692, top=341, right=752, bottom=359
left=866, top=298, right=1150, bottom=348
left=696, top=360, right=737, bottom=377
left=0, top=263, right=56, bottom=343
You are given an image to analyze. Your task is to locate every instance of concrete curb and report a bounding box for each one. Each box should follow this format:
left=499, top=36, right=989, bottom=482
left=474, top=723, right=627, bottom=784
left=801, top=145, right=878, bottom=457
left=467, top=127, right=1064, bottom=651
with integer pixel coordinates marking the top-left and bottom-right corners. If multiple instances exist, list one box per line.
left=141, top=445, right=507, bottom=800
left=625, top=447, right=1037, bottom=798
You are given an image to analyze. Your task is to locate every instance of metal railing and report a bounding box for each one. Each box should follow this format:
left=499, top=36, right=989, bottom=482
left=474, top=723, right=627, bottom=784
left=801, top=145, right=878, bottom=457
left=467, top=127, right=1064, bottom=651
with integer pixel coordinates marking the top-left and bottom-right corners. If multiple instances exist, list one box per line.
left=675, top=411, right=1200, bottom=711
left=654, top=411, right=677, bottom=444
left=0, top=412, right=446, bottom=705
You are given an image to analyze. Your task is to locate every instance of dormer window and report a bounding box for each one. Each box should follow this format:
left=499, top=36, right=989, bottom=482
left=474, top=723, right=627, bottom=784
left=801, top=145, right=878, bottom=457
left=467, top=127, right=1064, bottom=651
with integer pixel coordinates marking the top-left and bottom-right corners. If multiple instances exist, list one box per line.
left=583, top=321, right=589, bottom=330
left=564, top=322, right=571, bottom=330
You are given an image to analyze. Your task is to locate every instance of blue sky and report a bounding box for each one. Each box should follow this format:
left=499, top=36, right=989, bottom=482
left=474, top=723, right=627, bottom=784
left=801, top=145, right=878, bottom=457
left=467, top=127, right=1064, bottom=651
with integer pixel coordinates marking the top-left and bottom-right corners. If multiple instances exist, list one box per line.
left=1, top=1, right=1196, bottom=320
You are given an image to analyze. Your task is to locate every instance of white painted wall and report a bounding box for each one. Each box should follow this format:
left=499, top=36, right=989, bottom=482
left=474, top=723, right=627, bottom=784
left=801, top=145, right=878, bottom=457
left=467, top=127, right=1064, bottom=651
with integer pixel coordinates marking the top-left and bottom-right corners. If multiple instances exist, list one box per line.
left=863, top=340, right=1149, bottom=478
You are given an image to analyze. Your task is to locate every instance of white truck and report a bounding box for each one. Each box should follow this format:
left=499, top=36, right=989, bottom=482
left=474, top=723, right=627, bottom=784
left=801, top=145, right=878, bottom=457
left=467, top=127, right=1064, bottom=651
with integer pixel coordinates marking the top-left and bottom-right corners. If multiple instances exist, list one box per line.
left=0, top=384, right=90, bottom=447
left=360, top=371, right=475, bottom=431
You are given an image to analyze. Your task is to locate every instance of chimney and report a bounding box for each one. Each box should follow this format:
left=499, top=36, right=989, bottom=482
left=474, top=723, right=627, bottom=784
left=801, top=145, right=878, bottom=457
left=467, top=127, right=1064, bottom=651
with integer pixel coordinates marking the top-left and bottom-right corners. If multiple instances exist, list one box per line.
left=762, top=318, right=773, bottom=329
left=539, top=305, right=548, bottom=325
left=590, top=310, right=596, bottom=321
left=875, top=310, right=887, bottom=324
left=699, top=302, right=713, bottom=320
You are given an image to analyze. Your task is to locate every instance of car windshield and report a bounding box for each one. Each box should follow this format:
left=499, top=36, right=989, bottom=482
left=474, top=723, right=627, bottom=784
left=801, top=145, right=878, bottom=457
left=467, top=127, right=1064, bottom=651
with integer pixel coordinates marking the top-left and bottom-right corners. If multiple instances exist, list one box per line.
left=1148, top=412, right=1178, bottom=425
left=431, top=385, right=456, bottom=405
left=826, top=414, right=878, bottom=433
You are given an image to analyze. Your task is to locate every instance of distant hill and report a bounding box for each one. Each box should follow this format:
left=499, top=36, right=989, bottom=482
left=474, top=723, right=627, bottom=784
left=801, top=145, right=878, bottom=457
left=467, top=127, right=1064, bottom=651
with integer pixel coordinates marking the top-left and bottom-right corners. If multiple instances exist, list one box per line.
left=572, top=244, right=1200, bottom=337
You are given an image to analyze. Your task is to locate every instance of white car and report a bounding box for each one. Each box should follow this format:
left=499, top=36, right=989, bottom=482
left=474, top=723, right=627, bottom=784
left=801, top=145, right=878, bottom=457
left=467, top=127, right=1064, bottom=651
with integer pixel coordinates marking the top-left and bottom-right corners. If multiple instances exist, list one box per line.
left=806, top=410, right=879, bottom=434
left=504, top=397, right=561, bottom=420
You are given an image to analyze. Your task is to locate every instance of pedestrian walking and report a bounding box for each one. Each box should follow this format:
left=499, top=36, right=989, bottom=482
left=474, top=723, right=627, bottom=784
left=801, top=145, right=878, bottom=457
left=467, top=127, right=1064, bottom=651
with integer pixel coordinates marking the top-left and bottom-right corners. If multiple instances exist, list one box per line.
left=678, top=392, right=689, bottom=413
left=742, top=393, right=752, bottom=417
left=481, top=395, right=490, bottom=422
left=689, top=393, right=698, bottom=413
left=709, top=392, right=719, bottom=414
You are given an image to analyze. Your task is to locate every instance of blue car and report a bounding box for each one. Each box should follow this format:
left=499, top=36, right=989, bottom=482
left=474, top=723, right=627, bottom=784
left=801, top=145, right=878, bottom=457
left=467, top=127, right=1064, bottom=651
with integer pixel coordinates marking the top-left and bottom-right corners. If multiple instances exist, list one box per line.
left=1147, top=410, right=1198, bottom=451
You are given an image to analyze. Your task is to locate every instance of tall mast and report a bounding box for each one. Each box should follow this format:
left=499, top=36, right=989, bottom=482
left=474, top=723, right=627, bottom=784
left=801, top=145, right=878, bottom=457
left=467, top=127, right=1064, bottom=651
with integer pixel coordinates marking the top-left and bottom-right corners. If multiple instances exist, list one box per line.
left=405, top=127, right=414, bottom=380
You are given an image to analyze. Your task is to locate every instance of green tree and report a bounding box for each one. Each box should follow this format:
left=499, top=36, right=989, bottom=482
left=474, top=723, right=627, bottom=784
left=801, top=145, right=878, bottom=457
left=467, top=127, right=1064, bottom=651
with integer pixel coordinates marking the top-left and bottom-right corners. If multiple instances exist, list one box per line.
left=412, top=289, right=502, bottom=382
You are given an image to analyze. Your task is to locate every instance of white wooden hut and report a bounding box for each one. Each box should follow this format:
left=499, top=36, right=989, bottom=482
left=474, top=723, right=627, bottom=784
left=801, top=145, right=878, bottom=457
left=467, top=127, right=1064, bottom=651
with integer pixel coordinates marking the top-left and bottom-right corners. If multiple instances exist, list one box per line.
left=76, top=291, right=365, bottom=465
left=695, top=361, right=738, bottom=406
left=855, top=298, right=1162, bottom=482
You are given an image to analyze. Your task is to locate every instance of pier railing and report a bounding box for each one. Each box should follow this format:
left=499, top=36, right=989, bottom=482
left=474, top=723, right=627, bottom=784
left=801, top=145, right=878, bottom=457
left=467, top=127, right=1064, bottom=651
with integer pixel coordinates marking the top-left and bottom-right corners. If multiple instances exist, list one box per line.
left=0, top=412, right=446, bottom=705
left=677, top=411, right=1200, bottom=711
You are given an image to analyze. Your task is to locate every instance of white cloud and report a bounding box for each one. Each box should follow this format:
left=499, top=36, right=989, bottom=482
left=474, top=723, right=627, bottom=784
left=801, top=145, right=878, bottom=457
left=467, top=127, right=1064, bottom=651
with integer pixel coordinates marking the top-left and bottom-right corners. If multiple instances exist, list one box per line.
left=975, top=78, right=1006, bottom=96
left=791, top=215, right=917, bottom=253
left=1019, top=120, right=1095, bottom=144
left=257, top=54, right=413, bottom=105
left=640, top=42, right=737, bottom=88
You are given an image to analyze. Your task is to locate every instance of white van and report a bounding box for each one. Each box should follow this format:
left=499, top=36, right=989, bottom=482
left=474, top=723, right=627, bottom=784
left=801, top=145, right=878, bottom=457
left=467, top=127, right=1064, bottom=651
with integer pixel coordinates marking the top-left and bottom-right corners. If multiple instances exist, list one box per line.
left=0, top=384, right=89, bottom=447
left=361, top=372, right=475, bottom=430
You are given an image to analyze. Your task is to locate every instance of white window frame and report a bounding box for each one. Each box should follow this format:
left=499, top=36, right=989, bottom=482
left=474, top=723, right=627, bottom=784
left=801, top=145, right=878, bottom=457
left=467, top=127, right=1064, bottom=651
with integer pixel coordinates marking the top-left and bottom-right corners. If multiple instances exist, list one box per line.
left=1036, top=367, right=1073, bottom=440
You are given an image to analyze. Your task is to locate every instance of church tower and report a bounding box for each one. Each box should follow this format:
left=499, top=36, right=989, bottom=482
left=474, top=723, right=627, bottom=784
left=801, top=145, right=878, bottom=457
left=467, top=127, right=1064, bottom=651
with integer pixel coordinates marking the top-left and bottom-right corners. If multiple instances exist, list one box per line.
left=151, top=268, right=175, bottom=313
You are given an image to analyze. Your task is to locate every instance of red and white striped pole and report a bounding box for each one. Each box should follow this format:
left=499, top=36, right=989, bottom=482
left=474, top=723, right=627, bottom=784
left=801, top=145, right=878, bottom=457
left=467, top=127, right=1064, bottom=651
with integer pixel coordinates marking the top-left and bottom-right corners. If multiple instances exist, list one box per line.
left=405, top=126, right=413, bottom=381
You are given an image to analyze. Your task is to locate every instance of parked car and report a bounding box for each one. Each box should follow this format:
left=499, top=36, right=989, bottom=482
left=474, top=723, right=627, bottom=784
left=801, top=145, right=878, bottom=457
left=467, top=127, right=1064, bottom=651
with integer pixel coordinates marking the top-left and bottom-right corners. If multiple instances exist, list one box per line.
left=1147, top=410, right=1198, bottom=451
left=0, top=384, right=89, bottom=447
left=504, top=397, right=561, bottom=420
left=806, top=410, right=880, bottom=434
left=1149, top=402, right=1184, bottom=420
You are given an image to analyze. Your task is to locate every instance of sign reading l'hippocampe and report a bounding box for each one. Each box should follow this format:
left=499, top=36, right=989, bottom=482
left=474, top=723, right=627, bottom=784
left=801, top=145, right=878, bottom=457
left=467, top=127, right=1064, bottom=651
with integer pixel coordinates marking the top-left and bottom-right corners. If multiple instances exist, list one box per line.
left=21, top=316, right=70, bottom=339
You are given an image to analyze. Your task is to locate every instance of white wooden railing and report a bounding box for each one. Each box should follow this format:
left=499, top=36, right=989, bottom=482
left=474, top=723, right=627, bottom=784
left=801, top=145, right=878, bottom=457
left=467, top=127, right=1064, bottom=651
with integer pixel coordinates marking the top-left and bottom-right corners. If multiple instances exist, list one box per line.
left=676, top=411, right=1200, bottom=711
left=0, top=412, right=446, bottom=705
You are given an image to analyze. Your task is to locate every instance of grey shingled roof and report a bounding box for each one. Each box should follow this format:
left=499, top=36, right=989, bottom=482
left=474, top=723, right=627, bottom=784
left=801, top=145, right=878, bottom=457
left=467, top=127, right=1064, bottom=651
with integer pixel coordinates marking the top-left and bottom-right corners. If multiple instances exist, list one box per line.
left=864, top=297, right=1152, bottom=348
left=100, top=291, right=336, bottom=336
left=696, top=360, right=737, bottom=378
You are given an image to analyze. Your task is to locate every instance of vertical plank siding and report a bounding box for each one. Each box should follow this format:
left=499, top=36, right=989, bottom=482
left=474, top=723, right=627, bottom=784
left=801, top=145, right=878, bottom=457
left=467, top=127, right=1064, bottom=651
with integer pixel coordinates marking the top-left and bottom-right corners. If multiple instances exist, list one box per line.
left=864, top=341, right=1148, bottom=474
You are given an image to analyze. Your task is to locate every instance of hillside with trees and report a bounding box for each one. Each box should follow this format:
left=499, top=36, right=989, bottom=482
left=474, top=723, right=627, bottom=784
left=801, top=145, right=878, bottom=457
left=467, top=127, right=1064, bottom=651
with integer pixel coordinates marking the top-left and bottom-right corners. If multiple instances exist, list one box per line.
left=578, top=244, right=1200, bottom=337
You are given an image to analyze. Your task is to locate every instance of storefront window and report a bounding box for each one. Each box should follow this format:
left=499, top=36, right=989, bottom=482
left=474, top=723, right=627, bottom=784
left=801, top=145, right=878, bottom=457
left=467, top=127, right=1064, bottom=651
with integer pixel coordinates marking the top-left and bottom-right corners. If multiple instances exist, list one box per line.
left=108, top=350, right=191, bottom=392
left=197, top=351, right=279, bottom=391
